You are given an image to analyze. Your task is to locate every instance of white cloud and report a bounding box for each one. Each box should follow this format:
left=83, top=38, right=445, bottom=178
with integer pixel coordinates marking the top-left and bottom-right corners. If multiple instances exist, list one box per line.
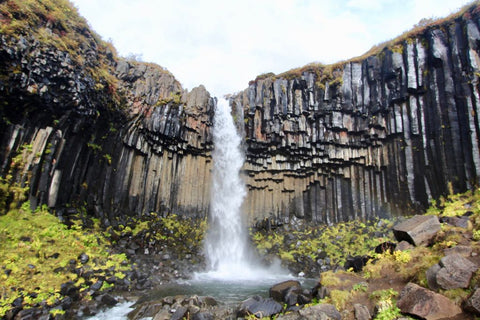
left=71, top=0, right=472, bottom=96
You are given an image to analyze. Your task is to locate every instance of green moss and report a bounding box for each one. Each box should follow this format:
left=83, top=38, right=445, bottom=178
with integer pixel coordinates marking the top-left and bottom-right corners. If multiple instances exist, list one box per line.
left=329, top=289, right=352, bottom=310
left=252, top=218, right=394, bottom=268
left=320, top=270, right=342, bottom=287
left=0, top=203, right=130, bottom=317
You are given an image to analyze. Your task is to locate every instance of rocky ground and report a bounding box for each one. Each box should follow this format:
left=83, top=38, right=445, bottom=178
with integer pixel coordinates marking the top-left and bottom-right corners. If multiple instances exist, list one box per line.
left=114, top=188, right=480, bottom=320
left=2, top=189, right=480, bottom=319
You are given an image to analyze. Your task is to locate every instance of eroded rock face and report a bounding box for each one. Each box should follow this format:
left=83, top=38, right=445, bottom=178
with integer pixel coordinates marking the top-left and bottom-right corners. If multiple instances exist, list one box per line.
left=1, top=4, right=480, bottom=226
left=232, top=14, right=480, bottom=225
left=0, top=31, right=215, bottom=223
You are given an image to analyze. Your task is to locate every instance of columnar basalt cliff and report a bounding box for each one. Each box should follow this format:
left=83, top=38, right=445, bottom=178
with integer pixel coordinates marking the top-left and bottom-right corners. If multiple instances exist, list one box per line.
left=1, top=1, right=480, bottom=226
left=0, top=0, right=215, bottom=224
left=233, top=9, right=480, bottom=225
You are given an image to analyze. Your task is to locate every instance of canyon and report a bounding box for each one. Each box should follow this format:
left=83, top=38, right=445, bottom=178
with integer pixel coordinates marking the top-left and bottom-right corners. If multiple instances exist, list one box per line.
left=1, top=1, right=480, bottom=227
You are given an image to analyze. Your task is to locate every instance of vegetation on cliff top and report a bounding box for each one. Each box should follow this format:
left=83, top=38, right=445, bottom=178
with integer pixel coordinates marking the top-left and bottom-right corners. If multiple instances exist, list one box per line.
left=0, top=0, right=116, bottom=64
left=0, top=0, right=122, bottom=108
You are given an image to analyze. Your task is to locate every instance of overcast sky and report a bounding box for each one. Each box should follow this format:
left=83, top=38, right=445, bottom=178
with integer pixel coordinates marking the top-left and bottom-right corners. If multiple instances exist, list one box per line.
left=71, top=0, right=472, bottom=97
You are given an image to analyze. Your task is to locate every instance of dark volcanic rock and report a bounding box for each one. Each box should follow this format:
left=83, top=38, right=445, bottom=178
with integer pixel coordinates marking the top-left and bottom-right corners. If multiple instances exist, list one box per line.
left=170, top=306, right=188, bottom=320
left=269, top=280, right=302, bottom=302
left=464, top=288, right=480, bottom=315
left=393, top=215, right=441, bottom=246
left=344, top=255, right=371, bottom=272
left=374, top=241, right=397, bottom=254
left=237, top=295, right=283, bottom=318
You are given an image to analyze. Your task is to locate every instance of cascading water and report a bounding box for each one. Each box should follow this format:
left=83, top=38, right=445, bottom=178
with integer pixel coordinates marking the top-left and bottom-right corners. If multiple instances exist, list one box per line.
left=202, top=97, right=252, bottom=279
left=195, top=97, right=289, bottom=282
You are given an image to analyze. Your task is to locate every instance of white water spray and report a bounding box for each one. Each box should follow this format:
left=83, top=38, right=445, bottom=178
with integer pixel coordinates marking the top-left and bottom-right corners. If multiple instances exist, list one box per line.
left=197, top=97, right=288, bottom=281
left=202, top=97, right=251, bottom=278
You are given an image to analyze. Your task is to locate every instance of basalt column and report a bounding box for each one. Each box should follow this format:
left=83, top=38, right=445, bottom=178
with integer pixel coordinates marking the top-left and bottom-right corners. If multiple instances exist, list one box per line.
left=234, top=16, right=480, bottom=225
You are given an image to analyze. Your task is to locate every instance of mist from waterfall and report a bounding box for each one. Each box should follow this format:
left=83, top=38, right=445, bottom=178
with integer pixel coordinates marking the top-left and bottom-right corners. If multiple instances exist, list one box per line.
left=198, top=97, right=285, bottom=281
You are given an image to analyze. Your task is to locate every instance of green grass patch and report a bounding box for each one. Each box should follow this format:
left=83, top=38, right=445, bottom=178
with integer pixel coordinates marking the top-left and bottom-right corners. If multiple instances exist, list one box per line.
left=0, top=202, right=130, bottom=317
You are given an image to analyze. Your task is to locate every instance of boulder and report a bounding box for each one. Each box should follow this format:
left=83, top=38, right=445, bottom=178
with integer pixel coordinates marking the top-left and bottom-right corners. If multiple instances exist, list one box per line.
left=354, top=303, right=371, bottom=320
left=269, top=280, right=302, bottom=302
left=298, top=304, right=341, bottom=320
left=396, top=240, right=414, bottom=251
left=393, top=215, right=441, bottom=246
left=440, top=216, right=470, bottom=229
left=464, top=288, right=480, bottom=315
left=237, top=295, right=283, bottom=318
left=426, top=264, right=441, bottom=290
left=170, top=306, right=188, bottom=320
left=191, top=312, right=214, bottom=320
left=99, top=293, right=118, bottom=307
left=276, top=303, right=341, bottom=320
left=397, top=282, right=462, bottom=320
left=374, top=241, right=397, bottom=254
left=128, top=300, right=164, bottom=320
left=152, top=309, right=170, bottom=320
left=443, top=245, right=473, bottom=257
left=344, top=255, right=370, bottom=272
left=435, top=254, right=478, bottom=289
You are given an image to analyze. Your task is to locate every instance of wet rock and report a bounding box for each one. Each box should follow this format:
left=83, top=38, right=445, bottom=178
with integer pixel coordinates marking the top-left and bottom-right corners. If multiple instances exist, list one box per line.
left=90, top=280, right=103, bottom=292
left=170, top=306, right=188, bottom=320
left=237, top=295, right=283, bottom=318
left=99, top=293, right=118, bottom=307
left=397, top=282, right=462, bottom=320
left=60, top=282, right=79, bottom=300
left=199, top=296, right=217, bottom=307
left=78, top=253, right=89, bottom=264
left=393, top=215, right=441, bottom=246
left=269, top=280, right=302, bottom=303
left=12, top=297, right=23, bottom=308
left=14, top=307, right=49, bottom=320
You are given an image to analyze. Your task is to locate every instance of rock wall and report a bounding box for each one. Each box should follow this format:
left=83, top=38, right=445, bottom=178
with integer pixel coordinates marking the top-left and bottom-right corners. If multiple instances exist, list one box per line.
left=233, top=14, right=480, bottom=225
left=2, top=1, right=480, bottom=227
left=0, top=32, right=215, bottom=225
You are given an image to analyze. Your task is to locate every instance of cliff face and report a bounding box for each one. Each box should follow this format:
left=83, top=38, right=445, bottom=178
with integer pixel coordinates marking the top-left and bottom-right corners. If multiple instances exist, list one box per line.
left=1, top=1, right=480, bottom=226
left=0, top=0, right=215, bottom=225
left=233, top=12, right=480, bottom=225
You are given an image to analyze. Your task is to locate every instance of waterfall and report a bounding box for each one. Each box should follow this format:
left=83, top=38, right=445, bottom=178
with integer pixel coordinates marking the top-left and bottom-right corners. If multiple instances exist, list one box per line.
left=197, top=97, right=287, bottom=281
left=203, top=97, right=251, bottom=278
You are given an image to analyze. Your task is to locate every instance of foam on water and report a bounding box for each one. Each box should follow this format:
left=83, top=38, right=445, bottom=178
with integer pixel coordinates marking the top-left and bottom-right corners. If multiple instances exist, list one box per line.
left=84, top=301, right=134, bottom=320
